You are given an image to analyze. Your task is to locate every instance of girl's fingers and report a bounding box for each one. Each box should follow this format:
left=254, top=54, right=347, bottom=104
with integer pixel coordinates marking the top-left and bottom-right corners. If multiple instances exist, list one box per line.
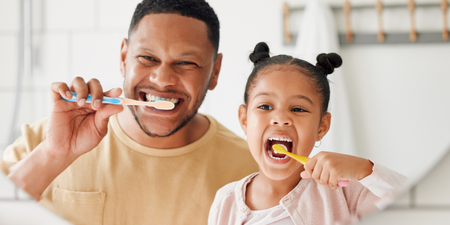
left=70, top=77, right=89, bottom=107
left=300, top=170, right=310, bottom=179
left=319, top=168, right=330, bottom=187
left=311, top=162, right=323, bottom=184
left=329, top=173, right=339, bottom=189
left=303, top=155, right=317, bottom=178
left=86, top=78, right=103, bottom=110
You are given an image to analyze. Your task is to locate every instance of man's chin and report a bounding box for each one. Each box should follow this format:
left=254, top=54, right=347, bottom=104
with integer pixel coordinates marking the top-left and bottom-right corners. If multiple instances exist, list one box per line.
left=140, top=127, right=177, bottom=138
left=132, top=110, right=198, bottom=138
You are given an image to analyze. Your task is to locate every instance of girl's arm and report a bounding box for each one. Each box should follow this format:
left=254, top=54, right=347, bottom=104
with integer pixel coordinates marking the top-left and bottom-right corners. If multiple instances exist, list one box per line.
left=358, top=162, right=408, bottom=209
left=302, top=151, right=407, bottom=209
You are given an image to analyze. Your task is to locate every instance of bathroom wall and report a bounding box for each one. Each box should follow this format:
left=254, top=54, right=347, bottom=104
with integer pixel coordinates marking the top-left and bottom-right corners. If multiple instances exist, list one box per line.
left=1, top=0, right=449, bottom=224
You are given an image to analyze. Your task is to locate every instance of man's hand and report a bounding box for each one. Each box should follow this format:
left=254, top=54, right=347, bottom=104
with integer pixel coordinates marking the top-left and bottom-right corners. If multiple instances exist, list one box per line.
left=45, top=77, right=123, bottom=160
left=8, top=77, right=124, bottom=200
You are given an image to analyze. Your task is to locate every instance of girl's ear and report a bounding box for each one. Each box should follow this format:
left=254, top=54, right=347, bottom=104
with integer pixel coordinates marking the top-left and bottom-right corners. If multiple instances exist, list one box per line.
left=317, top=113, right=331, bottom=141
left=238, top=104, right=248, bottom=135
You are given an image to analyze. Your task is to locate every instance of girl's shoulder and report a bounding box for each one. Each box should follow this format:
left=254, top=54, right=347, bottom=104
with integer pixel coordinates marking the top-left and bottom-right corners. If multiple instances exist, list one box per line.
left=215, top=172, right=259, bottom=198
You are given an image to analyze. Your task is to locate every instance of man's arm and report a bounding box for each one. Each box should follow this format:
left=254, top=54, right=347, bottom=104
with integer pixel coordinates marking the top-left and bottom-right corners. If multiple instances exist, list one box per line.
left=8, top=142, right=78, bottom=200
left=6, top=78, right=123, bottom=200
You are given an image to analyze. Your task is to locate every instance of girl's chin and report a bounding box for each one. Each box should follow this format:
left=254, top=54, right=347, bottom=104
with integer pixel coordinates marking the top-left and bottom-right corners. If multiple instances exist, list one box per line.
left=260, top=167, right=300, bottom=181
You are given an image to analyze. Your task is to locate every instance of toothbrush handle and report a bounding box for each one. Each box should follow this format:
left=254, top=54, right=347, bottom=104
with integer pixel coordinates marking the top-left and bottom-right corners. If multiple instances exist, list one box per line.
left=338, top=180, right=349, bottom=187
left=61, top=92, right=123, bottom=105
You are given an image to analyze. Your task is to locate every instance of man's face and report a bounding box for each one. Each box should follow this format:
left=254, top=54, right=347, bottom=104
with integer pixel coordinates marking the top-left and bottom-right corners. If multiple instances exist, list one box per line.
left=120, top=13, right=221, bottom=137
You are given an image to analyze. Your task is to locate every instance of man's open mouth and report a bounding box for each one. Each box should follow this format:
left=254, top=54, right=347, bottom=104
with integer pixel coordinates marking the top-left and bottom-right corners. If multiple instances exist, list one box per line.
left=139, top=92, right=181, bottom=108
left=265, top=137, right=293, bottom=160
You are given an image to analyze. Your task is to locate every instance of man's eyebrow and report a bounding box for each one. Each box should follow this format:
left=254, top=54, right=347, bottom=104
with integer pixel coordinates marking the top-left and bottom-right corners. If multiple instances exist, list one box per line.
left=136, top=45, right=153, bottom=53
left=180, top=51, right=202, bottom=58
left=254, top=92, right=314, bottom=105
left=136, top=45, right=201, bottom=56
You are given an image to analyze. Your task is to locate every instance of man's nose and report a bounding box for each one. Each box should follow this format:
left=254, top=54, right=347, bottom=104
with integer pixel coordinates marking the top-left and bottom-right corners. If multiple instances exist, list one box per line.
left=149, top=63, right=178, bottom=87
left=270, top=113, right=292, bottom=126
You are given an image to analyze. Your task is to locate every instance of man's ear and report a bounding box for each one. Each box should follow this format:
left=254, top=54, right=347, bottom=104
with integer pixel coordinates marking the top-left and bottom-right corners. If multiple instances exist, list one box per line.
left=120, top=38, right=128, bottom=78
left=208, top=53, right=223, bottom=90
left=317, top=113, right=331, bottom=141
left=238, top=104, right=248, bottom=135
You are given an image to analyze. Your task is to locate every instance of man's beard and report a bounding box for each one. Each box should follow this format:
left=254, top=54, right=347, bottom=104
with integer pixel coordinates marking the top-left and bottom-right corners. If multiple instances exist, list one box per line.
left=129, top=105, right=198, bottom=137
left=125, top=80, right=211, bottom=138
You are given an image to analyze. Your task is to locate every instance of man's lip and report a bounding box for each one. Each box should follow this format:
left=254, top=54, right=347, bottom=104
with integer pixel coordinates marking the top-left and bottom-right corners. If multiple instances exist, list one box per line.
left=138, top=91, right=184, bottom=99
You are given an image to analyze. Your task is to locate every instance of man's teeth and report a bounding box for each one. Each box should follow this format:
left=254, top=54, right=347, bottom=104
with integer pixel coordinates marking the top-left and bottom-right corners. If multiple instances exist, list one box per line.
left=146, top=94, right=179, bottom=104
left=268, top=137, right=292, bottom=142
left=268, top=149, right=288, bottom=160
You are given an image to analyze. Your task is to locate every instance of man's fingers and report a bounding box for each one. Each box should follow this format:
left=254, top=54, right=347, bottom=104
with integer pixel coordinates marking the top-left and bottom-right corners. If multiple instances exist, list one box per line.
left=86, top=78, right=104, bottom=110
left=104, top=87, right=123, bottom=98
left=51, top=82, right=72, bottom=102
left=70, top=77, right=89, bottom=106
left=95, top=105, right=124, bottom=136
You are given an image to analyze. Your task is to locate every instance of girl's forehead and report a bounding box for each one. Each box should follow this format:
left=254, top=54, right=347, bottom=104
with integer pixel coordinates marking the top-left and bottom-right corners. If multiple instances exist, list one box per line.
left=251, top=68, right=316, bottom=96
left=256, top=66, right=310, bottom=86
left=259, top=64, right=306, bottom=76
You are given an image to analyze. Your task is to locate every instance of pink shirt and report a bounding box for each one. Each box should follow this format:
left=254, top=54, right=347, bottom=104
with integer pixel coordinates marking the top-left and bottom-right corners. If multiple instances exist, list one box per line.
left=208, top=163, right=407, bottom=225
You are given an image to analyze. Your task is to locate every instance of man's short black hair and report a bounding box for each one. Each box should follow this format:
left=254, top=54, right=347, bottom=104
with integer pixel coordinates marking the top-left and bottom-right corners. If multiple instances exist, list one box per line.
left=128, top=0, right=220, bottom=54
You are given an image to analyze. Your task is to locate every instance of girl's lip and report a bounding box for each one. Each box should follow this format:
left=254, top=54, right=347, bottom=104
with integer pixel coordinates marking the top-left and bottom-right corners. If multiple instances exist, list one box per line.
left=264, top=146, right=292, bottom=164
left=263, top=133, right=295, bottom=164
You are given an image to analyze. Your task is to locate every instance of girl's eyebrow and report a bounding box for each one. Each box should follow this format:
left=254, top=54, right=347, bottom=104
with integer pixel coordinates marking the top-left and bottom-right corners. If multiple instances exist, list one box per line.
left=292, top=95, right=314, bottom=105
left=254, top=92, right=314, bottom=105
left=254, top=92, right=271, bottom=98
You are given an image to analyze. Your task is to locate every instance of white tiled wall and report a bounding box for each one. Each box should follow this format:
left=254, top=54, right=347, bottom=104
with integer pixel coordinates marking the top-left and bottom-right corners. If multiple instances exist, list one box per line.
left=0, top=1, right=132, bottom=222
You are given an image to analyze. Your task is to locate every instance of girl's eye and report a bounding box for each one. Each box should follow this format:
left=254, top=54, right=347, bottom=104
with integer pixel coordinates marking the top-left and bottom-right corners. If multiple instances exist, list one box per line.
left=292, top=108, right=306, bottom=112
left=258, top=105, right=273, bottom=110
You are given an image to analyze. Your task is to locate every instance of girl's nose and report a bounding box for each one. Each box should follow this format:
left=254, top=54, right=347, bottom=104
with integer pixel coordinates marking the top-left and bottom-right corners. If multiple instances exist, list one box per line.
left=271, top=114, right=292, bottom=126
left=149, top=63, right=178, bottom=87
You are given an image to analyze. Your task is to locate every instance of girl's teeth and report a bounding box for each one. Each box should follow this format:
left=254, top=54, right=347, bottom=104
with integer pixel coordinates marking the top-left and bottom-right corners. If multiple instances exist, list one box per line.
left=268, top=137, right=292, bottom=142
left=267, top=149, right=288, bottom=160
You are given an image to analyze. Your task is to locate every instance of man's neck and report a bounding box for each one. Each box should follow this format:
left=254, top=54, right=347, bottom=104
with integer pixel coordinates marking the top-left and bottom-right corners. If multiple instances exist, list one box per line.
left=116, top=108, right=210, bottom=149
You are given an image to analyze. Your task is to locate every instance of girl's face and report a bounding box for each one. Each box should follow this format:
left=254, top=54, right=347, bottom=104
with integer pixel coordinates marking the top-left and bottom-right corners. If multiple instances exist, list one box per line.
left=239, top=66, right=331, bottom=180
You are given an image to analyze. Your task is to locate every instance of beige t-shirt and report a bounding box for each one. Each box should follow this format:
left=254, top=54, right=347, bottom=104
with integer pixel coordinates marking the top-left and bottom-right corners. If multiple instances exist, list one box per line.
left=2, top=114, right=258, bottom=225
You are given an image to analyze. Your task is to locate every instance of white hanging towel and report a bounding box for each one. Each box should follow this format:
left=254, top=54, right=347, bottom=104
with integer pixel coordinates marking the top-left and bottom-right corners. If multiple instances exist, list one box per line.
left=294, top=0, right=356, bottom=156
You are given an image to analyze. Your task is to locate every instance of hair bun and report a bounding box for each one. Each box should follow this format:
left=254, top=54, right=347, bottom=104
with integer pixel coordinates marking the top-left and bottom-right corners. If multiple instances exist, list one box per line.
left=315, top=53, right=342, bottom=75
left=249, top=42, right=270, bottom=65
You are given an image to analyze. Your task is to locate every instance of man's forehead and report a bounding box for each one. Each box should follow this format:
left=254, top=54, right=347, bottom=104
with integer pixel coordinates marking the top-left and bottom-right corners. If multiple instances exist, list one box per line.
left=128, top=13, right=215, bottom=58
left=129, top=13, right=208, bottom=39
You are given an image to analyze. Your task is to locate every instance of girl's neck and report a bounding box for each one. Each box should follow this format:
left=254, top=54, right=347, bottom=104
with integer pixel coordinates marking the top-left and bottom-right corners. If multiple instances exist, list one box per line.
left=245, top=167, right=303, bottom=211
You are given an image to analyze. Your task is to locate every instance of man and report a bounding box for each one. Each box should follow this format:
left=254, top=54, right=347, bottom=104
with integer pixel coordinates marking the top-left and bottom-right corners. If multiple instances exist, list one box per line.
left=1, top=0, right=258, bottom=224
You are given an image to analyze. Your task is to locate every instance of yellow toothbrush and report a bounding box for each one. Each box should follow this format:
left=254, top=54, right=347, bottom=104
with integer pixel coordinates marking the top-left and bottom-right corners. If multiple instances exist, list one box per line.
left=272, top=144, right=309, bottom=164
left=272, top=144, right=349, bottom=187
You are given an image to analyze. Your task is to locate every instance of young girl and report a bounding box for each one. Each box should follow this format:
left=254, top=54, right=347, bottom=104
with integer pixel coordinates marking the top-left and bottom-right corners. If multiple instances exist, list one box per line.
left=208, top=42, right=407, bottom=225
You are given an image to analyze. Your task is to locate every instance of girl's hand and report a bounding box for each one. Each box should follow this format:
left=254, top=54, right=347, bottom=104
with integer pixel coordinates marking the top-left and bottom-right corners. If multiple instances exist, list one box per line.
left=300, top=151, right=373, bottom=189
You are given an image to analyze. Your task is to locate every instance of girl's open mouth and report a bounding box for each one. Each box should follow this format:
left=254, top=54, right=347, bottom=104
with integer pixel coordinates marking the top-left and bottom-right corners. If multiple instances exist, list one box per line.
left=265, top=137, right=293, bottom=160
